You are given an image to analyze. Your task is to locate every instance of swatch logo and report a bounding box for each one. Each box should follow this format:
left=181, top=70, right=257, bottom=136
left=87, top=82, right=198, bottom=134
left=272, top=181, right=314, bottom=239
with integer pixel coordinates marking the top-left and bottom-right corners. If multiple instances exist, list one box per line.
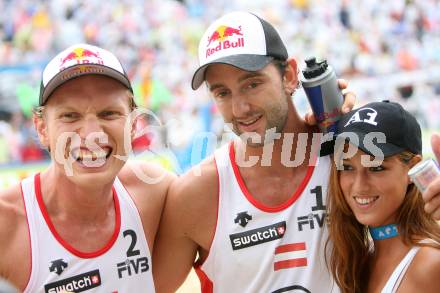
left=44, top=269, right=101, bottom=293
left=229, top=221, right=286, bottom=250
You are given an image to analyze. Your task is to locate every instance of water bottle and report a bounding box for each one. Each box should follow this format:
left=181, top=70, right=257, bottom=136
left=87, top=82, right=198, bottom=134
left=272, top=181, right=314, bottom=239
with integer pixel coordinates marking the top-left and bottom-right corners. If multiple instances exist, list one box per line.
left=301, top=57, right=344, bottom=133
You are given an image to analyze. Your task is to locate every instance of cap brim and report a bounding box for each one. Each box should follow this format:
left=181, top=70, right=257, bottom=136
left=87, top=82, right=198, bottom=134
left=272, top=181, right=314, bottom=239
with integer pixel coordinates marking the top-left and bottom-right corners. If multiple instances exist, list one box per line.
left=40, top=64, right=132, bottom=105
left=336, top=131, right=406, bottom=158
left=191, top=54, right=274, bottom=90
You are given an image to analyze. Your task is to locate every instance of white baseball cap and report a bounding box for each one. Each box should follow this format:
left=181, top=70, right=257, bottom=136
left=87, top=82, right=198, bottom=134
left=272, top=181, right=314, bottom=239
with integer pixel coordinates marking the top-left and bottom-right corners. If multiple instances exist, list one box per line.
left=191, top=11, right=288, bottom=90
left=39, top=43, right=133, bottom=105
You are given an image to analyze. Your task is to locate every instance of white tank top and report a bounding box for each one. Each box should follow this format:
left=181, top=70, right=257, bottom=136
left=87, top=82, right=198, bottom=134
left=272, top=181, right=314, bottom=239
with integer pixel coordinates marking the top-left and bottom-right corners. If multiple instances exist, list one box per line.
left=21, top=174, right=155, bottom=293
left=381, top=246, right=421, bottom=293
left=195, top=143, right=339, bottom=293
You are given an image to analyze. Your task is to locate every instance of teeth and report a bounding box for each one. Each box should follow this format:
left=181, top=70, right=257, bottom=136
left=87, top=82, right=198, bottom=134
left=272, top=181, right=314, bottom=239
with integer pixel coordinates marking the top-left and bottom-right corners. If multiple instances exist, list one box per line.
left=240, top=117, right=260, bottom=125
left=354, top=197, right=378, bottom=205
left=72, top=149, right=110, bottom=161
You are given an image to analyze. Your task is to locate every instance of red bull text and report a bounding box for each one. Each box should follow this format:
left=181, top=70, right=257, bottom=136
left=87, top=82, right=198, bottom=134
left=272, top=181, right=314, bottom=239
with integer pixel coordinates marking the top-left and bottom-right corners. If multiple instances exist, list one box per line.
left=206, top=25, right=244, bottom=58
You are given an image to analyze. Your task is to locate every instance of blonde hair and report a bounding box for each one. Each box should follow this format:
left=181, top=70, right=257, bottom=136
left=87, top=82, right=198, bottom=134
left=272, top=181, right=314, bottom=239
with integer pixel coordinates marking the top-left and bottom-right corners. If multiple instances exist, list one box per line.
left=325, top=151, right=440, bottom=293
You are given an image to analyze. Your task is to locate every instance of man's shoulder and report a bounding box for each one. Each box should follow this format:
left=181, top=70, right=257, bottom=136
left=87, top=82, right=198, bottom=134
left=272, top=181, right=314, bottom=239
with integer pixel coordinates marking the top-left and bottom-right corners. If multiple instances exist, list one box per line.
left=171, top=156, right=218, bottom=200
left=117, top=161, right=176, bottom=212
left=118, top=161, right=176, bottom=193
left=0, top=183, right=31, bottom=289
left=0, top=184, right=26, bottom=247
left=162, top=157, right=219, bottom=241
left=162, top=157, right=218, bottom=224
left=0, top=184, right=24, bottom=222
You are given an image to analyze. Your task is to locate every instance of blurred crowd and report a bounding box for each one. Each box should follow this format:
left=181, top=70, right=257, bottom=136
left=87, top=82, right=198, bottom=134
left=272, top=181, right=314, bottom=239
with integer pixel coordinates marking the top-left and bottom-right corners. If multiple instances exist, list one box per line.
left=0, top=0, right=439, bottom=169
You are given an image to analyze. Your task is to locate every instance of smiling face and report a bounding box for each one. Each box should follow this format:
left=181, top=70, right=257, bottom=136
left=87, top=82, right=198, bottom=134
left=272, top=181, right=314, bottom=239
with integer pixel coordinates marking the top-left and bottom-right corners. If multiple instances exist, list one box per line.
left=34, top=75, right=134, bottom=187
left=205, top=61, right=295, bottom=147
left=338, top=150, right=415, bottom=227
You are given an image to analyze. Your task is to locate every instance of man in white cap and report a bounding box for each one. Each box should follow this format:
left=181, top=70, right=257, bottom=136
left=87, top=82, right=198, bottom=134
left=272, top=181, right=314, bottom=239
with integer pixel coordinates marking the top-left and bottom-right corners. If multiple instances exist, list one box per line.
left=152, top=11, right=440, bottom=293
left=0, top=44, right=174, bottom=292
left=153, top=11, right=354, bottom=293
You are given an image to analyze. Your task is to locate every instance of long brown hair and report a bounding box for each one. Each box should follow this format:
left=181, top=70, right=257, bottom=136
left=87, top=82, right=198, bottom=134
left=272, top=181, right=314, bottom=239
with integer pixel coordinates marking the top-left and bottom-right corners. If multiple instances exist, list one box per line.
left=325, top=151, right=440, bottom=293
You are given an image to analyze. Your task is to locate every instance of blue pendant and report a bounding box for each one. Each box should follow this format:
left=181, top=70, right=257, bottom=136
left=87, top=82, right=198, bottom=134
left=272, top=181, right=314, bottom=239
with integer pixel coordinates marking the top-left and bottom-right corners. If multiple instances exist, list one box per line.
left=369, top=224, right=399, bottom=240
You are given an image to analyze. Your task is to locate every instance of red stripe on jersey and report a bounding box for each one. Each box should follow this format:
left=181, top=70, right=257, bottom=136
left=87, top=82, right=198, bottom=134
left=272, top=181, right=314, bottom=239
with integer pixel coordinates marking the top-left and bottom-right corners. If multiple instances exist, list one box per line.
left=229, top=142, right=316, bottom=213
left=34, top=173, right=121, bottom=258
left=195, top=265, right=214, bottom=293
left=275, top=242, right=306, bottom=254
left=274, top=258, right=308, bottom=271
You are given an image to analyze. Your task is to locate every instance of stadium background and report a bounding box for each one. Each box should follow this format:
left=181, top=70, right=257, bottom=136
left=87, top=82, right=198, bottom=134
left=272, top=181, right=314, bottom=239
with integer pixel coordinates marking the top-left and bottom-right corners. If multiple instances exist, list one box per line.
left=0, top=0, right=439, bottom=291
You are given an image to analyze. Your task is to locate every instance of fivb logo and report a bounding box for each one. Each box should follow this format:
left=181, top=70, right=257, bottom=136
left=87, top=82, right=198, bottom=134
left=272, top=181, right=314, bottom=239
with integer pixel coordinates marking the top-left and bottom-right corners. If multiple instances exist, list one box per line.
left=116, top=257, right=149, bottom=278
left=344, top=107, right=378, bottom=127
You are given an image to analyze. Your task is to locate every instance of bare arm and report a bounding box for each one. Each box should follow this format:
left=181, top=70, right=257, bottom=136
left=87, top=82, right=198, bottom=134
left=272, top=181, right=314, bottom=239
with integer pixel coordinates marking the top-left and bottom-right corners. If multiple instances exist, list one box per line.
left=153, top=178, right=199, bottom=293
left=153, top=160, right=218, bottom=293
left=0, top=185, right=30, bottom=290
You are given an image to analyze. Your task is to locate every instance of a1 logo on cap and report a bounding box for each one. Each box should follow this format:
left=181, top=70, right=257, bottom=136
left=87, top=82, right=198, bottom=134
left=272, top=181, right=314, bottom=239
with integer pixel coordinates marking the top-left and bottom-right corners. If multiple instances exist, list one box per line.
left=344, top=107, right=379, bottom=127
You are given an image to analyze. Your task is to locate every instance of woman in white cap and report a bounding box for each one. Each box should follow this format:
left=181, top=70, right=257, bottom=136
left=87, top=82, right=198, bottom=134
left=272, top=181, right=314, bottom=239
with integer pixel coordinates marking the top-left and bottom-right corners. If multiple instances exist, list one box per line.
left=326, top=100, right=440, bottom=293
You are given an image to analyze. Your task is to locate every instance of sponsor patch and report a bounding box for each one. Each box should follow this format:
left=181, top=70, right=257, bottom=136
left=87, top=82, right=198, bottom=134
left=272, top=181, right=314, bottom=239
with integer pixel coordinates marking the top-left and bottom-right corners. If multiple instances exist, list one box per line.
left=229, top=221, right=286, bottom=250
left=44, top=269, right=101, bottom=293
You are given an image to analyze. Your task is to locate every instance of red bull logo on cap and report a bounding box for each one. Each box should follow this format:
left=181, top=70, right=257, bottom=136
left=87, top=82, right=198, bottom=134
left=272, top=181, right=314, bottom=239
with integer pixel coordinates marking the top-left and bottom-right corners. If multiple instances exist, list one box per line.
left=59, top=47, right=104, bottom=70
left=206, top=25, right=245, bottom=58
